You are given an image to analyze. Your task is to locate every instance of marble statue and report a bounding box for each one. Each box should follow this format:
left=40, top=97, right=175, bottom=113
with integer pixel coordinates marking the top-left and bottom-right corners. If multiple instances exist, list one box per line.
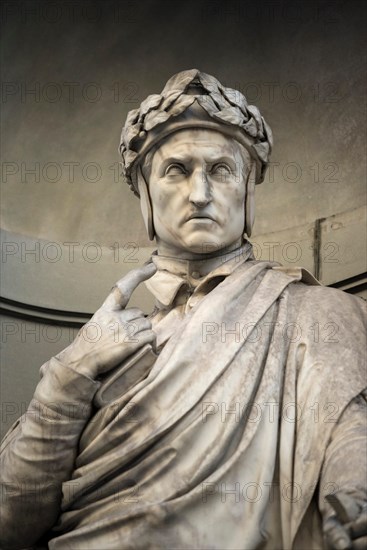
left=1, top=69, right=366, bottom=549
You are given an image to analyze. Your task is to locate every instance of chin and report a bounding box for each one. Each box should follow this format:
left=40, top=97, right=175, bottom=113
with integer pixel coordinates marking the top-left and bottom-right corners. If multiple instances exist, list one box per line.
left=182, top=238, right=229, bottom=255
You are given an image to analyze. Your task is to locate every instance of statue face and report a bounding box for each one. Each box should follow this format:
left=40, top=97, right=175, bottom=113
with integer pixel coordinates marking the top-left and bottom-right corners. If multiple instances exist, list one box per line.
left=148, top=129, right=248, bottom=257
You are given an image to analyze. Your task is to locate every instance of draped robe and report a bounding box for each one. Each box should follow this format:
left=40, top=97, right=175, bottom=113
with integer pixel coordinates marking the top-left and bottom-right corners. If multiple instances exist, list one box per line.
left=40, top=259, right=365, bottom=549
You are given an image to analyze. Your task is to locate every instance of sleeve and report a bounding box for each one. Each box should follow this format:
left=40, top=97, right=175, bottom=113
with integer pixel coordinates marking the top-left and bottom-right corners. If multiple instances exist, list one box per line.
left=0, top=356, right=100, bottom=549
left=318, top=390, right=367, bottom=523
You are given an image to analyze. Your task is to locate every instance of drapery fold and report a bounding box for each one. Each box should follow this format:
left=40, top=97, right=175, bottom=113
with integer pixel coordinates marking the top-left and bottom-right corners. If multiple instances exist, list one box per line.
left=47, top=262, right=366, bottom=549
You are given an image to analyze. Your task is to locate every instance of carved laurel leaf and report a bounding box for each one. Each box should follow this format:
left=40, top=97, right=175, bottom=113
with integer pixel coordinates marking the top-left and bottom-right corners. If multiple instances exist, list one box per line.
left=161, top=69, right=200, bottom=95
left=144, top=110, right=171, bottom=131
left=223, top=87, right=249, bottom=120
left=160, top=90, right=183, bottom=111
left=198, top=72, right=222, bottom=95
left=247, top=105, right=262, bottom=130
left=119, top=149, right=126, bottom=168
left=212, top=107, right=245, bottom=126
left=262, top=118, right=274, bottom=149
left=168, top=95, right=196, bottom=116
left=196, top=95, right=219, bottom=116
left=252, top=142, right=270, bottom=162
left=209, top=91, right=229, bottom=110
left=243, top=118, right=258, bottom=137
left=123, top=124, right=141, bottom=144
left=139, top=94, right=163, bottom=118
left=123, top=149, right=138, bottom=166
left=124, top=108, right=140, bottom=127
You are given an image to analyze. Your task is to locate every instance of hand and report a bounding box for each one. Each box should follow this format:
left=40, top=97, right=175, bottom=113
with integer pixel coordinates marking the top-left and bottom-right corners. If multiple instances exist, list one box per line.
left=56, top=262, right=157, bottom=379
left=324, top=493, right=367, bottom=549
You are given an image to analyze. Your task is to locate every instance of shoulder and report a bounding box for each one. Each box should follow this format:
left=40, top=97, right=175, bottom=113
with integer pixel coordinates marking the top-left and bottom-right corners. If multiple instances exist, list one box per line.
left=268, top=264, right=365, bottom=315
left=260, top=265, right=367, bottom=353
left=290, top=278, right=365, bottom=318
left=283, top=277, right=367, bottom=365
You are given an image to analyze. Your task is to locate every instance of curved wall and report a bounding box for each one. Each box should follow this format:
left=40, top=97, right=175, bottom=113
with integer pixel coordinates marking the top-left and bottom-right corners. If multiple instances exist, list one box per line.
left=1, top=0, right=366, bottom=436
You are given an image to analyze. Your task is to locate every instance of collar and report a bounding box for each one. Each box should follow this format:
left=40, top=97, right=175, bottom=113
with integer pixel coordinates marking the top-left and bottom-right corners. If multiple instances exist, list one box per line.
left=145, top=240, right=254, bottom=307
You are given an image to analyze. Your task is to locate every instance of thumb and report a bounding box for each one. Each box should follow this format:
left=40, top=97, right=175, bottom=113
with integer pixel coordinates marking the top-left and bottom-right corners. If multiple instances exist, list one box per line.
left=102, top=260, right=157, bottom=310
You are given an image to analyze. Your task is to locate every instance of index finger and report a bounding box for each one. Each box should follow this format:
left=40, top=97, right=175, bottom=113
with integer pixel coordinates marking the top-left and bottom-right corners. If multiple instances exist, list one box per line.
left=102, top=261, right=157, bottom=311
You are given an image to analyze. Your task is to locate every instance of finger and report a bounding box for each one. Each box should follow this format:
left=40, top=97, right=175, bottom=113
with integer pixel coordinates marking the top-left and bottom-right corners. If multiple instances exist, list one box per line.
left=131, top=318, right=152, bottom=332
left=114, top=327, right=156, bottom=347
left=118, top=307, right=146, bottom=322
left=118, top=317, right=151, bottom=333
left=134, top=329, right=157, bottom=348
left=111, top=320, right=154, bottom=345
left=102, top=261, right=157, bottom=310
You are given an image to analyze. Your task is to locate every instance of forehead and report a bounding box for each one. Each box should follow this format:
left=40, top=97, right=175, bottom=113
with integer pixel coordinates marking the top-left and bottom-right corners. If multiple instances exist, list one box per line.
left=152, top=128, right=242, bottom=162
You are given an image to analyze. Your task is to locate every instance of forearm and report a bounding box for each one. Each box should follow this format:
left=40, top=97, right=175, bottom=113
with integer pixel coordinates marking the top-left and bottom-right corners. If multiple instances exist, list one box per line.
left=319, top=391, right=367, bottom=521
left=0, top=355, right=99, bottom=549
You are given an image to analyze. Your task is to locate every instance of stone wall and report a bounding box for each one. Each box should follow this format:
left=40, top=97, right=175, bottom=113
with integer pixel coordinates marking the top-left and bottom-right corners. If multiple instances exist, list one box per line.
left=1, top=0, right=366, bottom=437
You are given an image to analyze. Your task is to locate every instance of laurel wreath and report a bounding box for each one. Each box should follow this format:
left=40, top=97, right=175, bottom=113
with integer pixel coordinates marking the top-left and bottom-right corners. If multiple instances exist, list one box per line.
left=119, top=69, right=273, bottom=196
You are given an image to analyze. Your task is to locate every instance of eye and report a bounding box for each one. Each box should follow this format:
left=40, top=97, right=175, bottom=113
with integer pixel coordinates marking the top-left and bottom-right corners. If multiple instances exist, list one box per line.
left=165, top=163, right=187, bottom=176
left=210, top=163, right=232, bottom=178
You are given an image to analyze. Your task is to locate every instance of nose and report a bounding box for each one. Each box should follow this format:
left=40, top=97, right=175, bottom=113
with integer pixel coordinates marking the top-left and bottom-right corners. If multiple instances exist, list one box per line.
left=189, top=168, right=212, bottom=207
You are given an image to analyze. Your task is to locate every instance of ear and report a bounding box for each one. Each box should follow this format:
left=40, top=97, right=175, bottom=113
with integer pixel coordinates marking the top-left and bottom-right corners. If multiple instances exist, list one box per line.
left=137, top=166, right=155, bottom=241
left=244, top=162, right=256, bottom=238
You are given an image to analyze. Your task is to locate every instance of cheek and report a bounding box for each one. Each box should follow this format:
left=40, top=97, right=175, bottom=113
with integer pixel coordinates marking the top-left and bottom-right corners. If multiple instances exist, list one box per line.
left=233, top=182, right=246, bottom=203
left=151, top=187, right=181, bottom=222
left=216, top=185, right=246, bottom=212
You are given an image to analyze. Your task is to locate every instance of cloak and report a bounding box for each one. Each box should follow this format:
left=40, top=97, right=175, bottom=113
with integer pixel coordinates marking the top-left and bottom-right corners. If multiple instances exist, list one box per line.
left=43, top=260, right=366, bottom=549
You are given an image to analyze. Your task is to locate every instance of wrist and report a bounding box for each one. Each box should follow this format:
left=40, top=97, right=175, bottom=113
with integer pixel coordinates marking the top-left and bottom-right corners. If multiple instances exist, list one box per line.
left=56, top=344, right=99, bottom=380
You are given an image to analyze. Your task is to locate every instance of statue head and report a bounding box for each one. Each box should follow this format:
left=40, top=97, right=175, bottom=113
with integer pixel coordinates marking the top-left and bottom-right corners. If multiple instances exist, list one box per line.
left=119, top=69, right=273, bottom=257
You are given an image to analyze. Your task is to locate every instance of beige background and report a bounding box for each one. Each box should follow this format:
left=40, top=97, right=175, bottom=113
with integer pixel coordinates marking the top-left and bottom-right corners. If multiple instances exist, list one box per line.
left=1, top=0, right=366, bottom=437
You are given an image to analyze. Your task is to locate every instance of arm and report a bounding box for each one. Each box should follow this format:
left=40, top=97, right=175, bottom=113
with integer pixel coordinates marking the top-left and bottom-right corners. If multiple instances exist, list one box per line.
left=0, top=358, right=98, bottom=548
left=319, top=391, right=367, bottom=550
left=0, top=262, right=157, bottom=549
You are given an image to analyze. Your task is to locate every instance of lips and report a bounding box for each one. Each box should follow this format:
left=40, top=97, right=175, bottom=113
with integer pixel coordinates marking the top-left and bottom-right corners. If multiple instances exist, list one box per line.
left=186, top=212, right=216, bottom=222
